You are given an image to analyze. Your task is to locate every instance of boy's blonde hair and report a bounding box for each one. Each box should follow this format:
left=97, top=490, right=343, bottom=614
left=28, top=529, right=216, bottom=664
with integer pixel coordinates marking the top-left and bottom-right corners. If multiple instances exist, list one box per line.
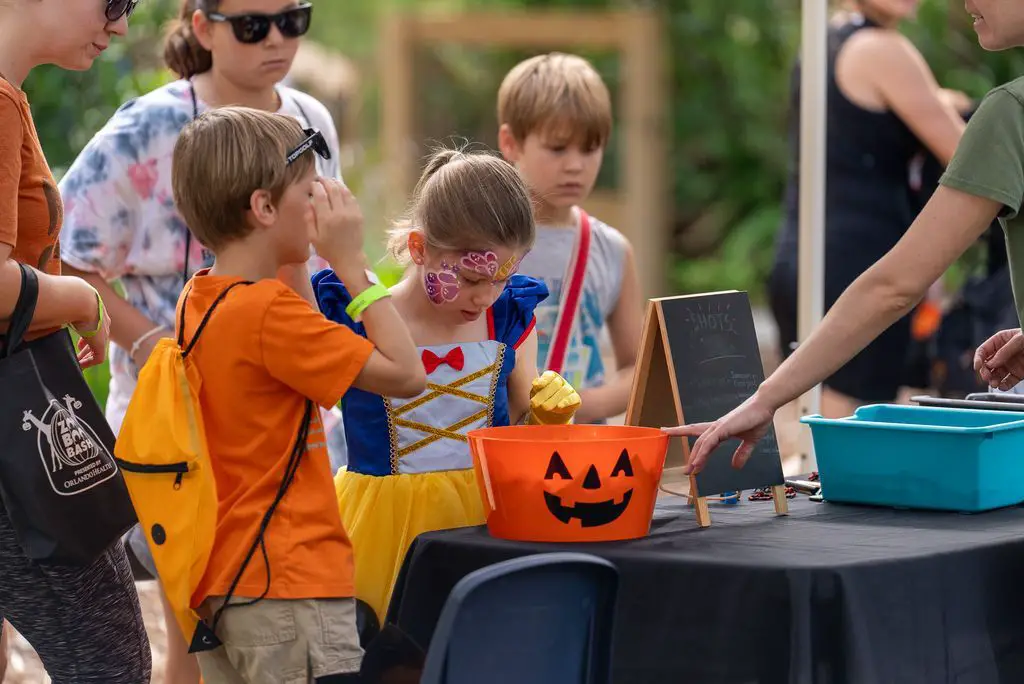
left=387, top=146, right=535, bottom=264
left=497, top=52, right=612, bottom=150
left=172, top=107, right=315, bottom=251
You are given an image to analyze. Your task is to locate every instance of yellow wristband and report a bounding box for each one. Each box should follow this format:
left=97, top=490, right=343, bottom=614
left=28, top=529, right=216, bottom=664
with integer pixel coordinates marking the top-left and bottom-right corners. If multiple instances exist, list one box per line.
left=76, top=288, right=105, bottom=339
left=345, top=283, right=391, bottom=322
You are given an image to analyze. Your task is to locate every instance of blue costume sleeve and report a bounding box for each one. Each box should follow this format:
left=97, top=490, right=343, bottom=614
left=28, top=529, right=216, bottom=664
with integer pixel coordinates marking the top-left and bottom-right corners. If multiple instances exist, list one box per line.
left=312, top=268, right=364, bottom=335
left=490, top=275, right=549, bottom=348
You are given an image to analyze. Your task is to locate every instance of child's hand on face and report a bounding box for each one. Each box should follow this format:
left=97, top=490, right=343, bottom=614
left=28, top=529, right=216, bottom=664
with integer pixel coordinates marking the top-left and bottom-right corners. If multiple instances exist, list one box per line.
left=307, top=178, right=367, bottom=281
left=528, top=370, right=581, bottom=425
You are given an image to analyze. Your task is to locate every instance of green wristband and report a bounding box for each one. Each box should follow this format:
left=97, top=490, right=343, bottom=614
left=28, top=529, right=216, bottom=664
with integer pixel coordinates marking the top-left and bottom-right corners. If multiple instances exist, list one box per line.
left=76, top=288, right=105, bottom=339
left=345, top=283, right=391, bottom=322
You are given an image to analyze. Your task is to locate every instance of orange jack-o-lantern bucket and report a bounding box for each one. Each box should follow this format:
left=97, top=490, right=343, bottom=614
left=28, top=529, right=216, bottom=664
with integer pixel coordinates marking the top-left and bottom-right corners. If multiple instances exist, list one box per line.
left=467, top=424, right=670, bottom=543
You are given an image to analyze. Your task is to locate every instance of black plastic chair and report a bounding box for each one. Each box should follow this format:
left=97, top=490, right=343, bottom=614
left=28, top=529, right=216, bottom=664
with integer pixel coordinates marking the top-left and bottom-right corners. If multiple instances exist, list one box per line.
left=419, top=552, right=618, bottom=684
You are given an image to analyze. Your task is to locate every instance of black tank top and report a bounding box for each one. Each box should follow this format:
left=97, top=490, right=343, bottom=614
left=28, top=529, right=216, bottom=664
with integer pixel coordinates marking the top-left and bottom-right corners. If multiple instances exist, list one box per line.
left=777, top=14, right=921, bottom=257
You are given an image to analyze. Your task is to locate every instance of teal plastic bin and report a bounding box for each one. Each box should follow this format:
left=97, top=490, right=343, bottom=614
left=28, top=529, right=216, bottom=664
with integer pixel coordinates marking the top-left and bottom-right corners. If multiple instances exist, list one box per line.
left=801, top=404, right=1024, bottom=512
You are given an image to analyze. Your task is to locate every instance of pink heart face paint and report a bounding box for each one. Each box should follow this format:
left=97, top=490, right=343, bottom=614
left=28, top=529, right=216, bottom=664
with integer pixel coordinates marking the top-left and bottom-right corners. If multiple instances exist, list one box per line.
left=424, top=261, right=460, bottom=304
left=459, top=250, right=529, bottom=281
left=421, top=249, right=528, bottom=309
left=459, top=251, right=499, bottom=278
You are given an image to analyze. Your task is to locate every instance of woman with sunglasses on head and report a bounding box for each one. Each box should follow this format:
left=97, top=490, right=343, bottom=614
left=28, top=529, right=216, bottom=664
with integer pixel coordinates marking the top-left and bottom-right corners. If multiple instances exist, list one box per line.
left=0, top=1, right=152, bottom=682
left=57, top=1, right=339, bottom=681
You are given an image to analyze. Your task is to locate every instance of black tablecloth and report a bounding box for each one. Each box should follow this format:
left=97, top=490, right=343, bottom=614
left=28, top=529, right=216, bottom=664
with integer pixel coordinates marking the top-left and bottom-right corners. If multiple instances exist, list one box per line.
left=387, top=496, right=1024, bottom=684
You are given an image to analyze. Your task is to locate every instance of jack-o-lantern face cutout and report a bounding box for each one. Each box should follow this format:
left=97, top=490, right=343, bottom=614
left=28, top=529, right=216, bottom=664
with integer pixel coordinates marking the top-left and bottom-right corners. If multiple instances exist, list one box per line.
left=468, top=424, right=670, bottom=542
left=543, top=449, right=634, bottom=527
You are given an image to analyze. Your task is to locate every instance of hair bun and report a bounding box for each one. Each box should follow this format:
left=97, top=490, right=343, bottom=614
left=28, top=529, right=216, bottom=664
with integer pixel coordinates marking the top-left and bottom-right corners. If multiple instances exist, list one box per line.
left=163, top=0, right=214, bottom=79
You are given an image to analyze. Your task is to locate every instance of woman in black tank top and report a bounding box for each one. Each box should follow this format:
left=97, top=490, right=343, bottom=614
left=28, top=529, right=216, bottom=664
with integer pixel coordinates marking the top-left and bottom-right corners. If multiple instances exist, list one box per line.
left=769, top=1, right=968, bottom=417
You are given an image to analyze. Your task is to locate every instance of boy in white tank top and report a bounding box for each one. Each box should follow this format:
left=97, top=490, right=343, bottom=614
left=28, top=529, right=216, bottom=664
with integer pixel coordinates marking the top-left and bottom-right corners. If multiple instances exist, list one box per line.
left=497, top=52, right=642, bottom=424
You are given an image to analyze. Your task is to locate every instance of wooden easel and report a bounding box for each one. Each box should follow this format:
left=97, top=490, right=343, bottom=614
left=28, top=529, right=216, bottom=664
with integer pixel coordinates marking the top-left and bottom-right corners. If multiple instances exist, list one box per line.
left=625, top=293, right=788, bottom=528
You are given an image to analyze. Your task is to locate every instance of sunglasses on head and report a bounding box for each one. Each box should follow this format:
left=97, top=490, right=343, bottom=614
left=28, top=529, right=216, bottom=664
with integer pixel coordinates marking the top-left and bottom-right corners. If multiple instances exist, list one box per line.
left=287, top=128, right=330, bottom=166
left=104, top=0, right=139, bottom=22
left=206, top=3, right=313, bottom=44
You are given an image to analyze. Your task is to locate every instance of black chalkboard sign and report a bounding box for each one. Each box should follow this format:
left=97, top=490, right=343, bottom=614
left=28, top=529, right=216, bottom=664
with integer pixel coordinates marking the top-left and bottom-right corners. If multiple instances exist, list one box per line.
left=626, top=291, right=787, bottom=527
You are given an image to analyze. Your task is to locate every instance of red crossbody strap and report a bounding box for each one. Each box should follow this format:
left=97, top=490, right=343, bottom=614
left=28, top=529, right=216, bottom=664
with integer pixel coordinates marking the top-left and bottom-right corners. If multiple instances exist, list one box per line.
left=545, top=209, right=591, bottom=374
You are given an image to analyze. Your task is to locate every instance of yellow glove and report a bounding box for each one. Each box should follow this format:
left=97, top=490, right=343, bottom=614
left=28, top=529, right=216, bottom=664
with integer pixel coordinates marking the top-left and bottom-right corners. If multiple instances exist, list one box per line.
left=527, top=371, right=581, bottom=425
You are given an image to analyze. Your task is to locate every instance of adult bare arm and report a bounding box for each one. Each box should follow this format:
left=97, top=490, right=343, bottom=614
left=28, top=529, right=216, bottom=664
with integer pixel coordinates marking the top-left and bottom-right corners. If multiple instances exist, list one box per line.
left=0, top=245, right=102, bottom=335
left=667, top=186, right=1001, bottom=474
left=867, top=32, right=966, bottom=164
left=61, top=262, right=168, bottom=361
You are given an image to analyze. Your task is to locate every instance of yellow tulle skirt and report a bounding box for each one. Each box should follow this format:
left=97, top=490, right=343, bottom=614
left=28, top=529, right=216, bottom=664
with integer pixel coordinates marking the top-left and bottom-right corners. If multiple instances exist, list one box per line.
left=335, top=468, right=485, bottom=621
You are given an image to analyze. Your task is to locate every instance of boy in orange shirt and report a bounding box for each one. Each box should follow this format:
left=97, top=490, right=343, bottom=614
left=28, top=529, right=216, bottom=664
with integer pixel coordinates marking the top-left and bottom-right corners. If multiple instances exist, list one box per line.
left=170, top=107, right=425, bottom=683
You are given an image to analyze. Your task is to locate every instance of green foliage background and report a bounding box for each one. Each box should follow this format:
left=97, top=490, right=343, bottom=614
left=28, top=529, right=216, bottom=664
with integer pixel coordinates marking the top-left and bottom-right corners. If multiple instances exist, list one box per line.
left=24, top=0, right=1017, bottom=405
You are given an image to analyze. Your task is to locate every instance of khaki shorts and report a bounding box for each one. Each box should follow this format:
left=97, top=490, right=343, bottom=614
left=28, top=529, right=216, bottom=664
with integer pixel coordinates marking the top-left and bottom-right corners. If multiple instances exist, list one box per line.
left=196, top=596, right=363, bottom=684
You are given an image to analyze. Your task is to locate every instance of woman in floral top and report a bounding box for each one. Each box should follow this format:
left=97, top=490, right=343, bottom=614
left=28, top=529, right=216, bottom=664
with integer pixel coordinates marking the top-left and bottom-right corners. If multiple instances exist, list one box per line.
left=58, top=1, right=342, bottom=681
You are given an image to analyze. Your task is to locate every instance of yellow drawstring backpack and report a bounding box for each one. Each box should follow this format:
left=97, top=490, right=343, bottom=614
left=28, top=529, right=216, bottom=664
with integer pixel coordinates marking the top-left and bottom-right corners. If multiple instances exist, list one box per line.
left=115, top=281, right=315, bottom=653
left=114, top=282, right=249, bottom=653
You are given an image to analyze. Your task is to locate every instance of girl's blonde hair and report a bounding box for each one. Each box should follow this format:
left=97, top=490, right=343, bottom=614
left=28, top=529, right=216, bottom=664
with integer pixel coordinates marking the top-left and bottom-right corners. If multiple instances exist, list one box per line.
left=387, top=146, right=536, bottom=264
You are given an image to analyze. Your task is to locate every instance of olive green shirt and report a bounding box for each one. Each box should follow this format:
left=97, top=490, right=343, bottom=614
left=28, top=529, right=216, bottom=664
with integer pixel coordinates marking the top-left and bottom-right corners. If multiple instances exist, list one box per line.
left=941, top=77, right=1024, bottom=326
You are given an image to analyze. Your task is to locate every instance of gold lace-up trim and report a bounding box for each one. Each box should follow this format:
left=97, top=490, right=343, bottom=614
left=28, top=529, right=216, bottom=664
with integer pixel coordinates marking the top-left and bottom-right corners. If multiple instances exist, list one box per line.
left=385, top=345, right=507, bottom=466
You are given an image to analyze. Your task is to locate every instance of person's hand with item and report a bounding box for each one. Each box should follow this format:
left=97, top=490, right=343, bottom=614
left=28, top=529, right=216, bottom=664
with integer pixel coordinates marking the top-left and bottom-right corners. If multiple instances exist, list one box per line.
left=975, top=328, right=1024, bottom=390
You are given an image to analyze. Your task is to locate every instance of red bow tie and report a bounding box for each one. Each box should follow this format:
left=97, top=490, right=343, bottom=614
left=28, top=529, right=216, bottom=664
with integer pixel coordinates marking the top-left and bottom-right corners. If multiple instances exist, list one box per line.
left=422, top=347, right=465, bottom=374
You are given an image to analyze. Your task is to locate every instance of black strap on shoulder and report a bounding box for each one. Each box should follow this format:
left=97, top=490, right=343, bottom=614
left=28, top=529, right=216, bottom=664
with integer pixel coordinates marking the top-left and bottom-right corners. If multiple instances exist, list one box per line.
left=177, top=281, right=253, bottom=358
left=1, top=264, right=39, bottom=358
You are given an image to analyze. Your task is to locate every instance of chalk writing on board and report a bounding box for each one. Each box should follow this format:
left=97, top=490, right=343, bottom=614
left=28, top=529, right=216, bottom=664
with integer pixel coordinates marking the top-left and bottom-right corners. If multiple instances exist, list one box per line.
left=683, top=302, right=741, bottom=358
left=655, top=290, right=786, bottom=495
left=683, top=372, right=759, bottom=397
left=699, top=354, right=745, bottom=365
left=728, top=371, right=759, bottom=394
left=684, top=302, right=737, bottom=335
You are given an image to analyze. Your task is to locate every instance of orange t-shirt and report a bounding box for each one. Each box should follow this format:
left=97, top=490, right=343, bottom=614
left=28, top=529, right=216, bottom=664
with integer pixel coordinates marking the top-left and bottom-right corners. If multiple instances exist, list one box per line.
left=181, top=270, right=375, bottom=604
left=0, top=79, right=63, bottom=273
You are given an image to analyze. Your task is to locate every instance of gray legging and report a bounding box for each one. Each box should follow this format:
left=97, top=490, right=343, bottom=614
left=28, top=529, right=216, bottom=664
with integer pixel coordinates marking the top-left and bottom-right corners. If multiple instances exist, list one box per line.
left=0, top=505, right=151, bottom=682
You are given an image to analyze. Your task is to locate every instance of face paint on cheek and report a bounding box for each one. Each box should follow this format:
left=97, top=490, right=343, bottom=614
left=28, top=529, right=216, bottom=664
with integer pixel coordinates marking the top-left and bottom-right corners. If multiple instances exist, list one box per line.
left=460, top=251, right=499, bottom=278
left=424, top=261, right=461, bottom=304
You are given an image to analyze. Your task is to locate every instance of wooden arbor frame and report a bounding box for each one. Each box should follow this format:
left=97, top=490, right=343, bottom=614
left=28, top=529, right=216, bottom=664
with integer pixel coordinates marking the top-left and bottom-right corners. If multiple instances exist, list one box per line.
left=380, top=9, right=670, bottom=298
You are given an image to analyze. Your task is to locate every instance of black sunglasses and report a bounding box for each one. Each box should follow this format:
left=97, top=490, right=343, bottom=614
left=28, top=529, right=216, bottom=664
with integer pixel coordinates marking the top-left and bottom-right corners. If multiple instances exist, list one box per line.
left=206, top=3, right=312, bottom=44
left=105, top=0, right=139, bottom=22
left=287, top=128, right=330, bottom=166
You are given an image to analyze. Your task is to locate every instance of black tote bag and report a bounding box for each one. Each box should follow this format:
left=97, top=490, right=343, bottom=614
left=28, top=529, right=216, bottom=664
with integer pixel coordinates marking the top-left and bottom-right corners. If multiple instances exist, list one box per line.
left=0, top=263, right=137, bottom=565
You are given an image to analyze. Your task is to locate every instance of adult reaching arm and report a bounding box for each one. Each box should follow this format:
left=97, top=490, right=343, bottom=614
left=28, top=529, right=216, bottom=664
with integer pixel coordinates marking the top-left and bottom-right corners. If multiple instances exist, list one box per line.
left=665, top=30, right=1024, bottom=474
left=665, top=187, right=1000, bottom=474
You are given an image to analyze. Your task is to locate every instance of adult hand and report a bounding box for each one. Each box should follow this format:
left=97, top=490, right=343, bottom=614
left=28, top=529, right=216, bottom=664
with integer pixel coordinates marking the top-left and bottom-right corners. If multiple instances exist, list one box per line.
left=974, top=328, right=1024, bottom=391
left=70, top=283, right=111, bottom=369
left=662, top=392, right=775, bottom=475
